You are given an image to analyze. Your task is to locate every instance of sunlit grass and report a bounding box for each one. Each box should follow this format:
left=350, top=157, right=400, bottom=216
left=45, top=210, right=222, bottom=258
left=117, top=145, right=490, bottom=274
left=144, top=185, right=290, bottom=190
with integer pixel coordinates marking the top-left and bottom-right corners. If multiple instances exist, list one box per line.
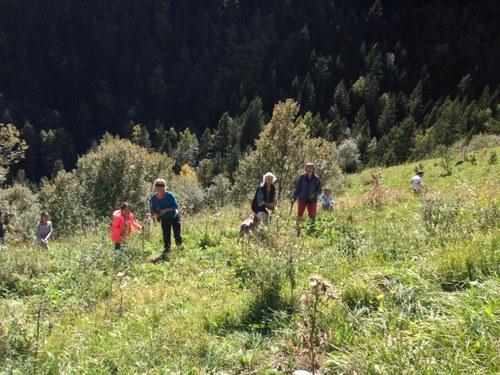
left=1, top=147, right=498, bottom=374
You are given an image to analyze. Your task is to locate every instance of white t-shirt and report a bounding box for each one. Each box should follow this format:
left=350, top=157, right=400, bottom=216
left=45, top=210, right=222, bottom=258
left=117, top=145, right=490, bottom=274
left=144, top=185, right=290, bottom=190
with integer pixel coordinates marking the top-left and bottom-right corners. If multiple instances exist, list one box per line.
left=411, top=175, right=422, bottom=190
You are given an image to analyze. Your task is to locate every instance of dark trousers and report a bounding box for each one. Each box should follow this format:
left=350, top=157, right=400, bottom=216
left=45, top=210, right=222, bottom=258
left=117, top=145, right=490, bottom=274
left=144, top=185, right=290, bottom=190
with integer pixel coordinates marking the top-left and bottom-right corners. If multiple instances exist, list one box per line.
left=161, top=215, right=182, bottom=252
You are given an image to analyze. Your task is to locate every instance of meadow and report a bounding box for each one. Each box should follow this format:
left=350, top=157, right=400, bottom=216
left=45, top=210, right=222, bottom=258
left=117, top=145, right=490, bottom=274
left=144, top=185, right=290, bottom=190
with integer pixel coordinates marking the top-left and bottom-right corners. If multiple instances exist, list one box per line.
left=1, top=147, right=499, bottom=374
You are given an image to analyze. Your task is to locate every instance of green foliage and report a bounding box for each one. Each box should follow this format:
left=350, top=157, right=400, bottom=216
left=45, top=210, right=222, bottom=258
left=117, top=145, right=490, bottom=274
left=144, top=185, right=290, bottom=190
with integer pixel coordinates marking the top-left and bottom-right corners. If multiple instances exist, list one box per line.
left=0, top=146, right=498, bottom=374
left=437, top=145, right=453, bottom=176
left=0, top=184, right=40, bottom=243
left=76, top=137, right=175, bottom=221
left=233, top=99, right=343, bottom=202
left=168, top=175, right=205, bottom=214
left=39, top=128, right=76, bottom=177
left=0, top=123, right=28, bottom=184
left=488, top=151, right=497, bottom=165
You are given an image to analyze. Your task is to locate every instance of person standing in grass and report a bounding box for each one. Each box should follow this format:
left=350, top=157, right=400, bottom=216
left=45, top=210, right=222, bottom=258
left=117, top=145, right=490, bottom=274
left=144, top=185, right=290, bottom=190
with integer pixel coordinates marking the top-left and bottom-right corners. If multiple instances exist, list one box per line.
left=251, top=172, right=277, bottom=235
left=291, top=162, right=322, bottom=235
left=0, top=210, right=5, bottom=248
left=37, top=211, right=53, bottom=249
left=150, top=178, right=182, bottom=262
left=111, top=202, right=142, bottom=251
left=411, top=170, right=425, bottom=193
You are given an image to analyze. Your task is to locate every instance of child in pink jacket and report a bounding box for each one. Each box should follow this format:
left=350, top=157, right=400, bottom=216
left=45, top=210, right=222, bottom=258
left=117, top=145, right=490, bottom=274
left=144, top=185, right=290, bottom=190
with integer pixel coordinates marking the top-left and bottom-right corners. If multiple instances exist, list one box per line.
left=111, top=202, right=142, bottom=250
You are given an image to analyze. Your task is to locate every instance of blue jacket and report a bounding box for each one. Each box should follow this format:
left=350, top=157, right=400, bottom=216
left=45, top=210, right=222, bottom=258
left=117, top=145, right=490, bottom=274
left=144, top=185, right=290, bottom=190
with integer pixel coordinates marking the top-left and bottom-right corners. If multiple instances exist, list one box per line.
left=292, top=173, right=322, bottom=203
left=150, top=191, right=179, bottom=220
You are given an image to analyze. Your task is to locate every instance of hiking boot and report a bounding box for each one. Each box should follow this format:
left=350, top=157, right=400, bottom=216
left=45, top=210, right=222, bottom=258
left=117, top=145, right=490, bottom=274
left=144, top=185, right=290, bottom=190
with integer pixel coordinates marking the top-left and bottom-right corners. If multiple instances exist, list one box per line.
left=160, top=249, right=170, bottom=260
left=295, top=227, right=301, bottom=237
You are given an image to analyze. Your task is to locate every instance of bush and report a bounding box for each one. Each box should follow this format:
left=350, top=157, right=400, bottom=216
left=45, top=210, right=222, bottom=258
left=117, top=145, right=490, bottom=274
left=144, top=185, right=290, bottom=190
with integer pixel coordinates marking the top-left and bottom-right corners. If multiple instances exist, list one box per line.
left=205, top=174, right=232, bottom=208
left=0, top=184, right=40, bottom=243
left=75, top=136, right=175, bottom=221
left=169, top=175, right=206, bottom=214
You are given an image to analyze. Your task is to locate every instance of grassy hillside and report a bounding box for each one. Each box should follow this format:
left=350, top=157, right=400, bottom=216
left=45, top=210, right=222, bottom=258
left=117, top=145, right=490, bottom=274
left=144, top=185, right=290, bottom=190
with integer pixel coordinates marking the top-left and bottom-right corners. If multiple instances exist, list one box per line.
left=1, top=147, right=499, bottom=374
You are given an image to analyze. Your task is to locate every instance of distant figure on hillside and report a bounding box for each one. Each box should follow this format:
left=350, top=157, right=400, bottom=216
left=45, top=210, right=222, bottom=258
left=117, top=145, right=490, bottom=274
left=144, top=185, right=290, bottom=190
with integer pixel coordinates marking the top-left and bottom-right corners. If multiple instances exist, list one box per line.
left=291, top=162, right=322, bottom=236
left=0, top=210, right=5, bottom=248
left=319, top=187, right=334, bottom=211
left=37, top=211, right=53, bottom=250
left=111, top=202, right=142, bottom=251
left=251, top=172, right=277, bottom=235
left=150, top=178, right=182, bottom=262
left=411, top=170, right=425, bottom=193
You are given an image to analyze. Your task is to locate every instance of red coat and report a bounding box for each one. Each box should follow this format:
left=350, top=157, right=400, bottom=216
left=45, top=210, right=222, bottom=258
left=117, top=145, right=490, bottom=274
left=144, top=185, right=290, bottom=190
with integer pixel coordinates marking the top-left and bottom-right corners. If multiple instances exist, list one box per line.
left=110, top=210, right=141, bottom=244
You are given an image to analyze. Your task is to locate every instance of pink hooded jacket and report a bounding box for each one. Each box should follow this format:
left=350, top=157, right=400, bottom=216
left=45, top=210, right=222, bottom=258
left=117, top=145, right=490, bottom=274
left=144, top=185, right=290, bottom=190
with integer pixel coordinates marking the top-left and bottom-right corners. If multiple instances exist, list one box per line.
left=110, top=209, right=141, bottom=244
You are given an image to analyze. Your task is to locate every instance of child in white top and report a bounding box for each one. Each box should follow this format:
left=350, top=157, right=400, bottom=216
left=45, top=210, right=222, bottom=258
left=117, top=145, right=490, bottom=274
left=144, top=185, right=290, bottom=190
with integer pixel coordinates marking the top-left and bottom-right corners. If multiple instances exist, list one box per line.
left=319, top=187, right=334, bottom=211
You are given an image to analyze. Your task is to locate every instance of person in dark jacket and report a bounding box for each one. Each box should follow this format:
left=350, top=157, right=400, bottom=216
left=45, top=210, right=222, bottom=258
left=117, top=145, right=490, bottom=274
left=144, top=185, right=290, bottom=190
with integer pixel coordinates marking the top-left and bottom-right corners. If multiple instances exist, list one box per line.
left=251, top=172, right=277, bottom=234
left=291, top=162, right=322, bottom=235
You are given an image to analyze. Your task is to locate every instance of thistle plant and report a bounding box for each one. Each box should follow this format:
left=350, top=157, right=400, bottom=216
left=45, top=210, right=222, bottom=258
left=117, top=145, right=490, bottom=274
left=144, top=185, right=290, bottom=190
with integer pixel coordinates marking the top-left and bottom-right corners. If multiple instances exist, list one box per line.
left=370, top=172, right=383, bottom=206
left=299, top=274, right=337, bottom=374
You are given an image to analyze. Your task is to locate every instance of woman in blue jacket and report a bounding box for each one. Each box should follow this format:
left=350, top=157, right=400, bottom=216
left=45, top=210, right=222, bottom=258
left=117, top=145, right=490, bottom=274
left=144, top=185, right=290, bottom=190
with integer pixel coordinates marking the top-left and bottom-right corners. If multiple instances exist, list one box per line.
left=291, top=162, right=322, bottom=235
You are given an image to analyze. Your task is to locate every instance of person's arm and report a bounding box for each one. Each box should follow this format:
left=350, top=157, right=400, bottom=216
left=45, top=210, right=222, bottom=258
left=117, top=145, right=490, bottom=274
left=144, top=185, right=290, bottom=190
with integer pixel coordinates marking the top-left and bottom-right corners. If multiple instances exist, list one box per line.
left=129, top=214, right=142, bottom=231
left=44, top=222, right=53, bottom=240
left=315, top=177, right=322, bottom=197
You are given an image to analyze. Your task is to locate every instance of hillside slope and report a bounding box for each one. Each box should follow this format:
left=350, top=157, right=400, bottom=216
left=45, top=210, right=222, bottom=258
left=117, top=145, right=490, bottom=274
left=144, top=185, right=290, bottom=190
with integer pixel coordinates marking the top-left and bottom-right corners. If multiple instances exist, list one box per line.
left=1, top=147, right=498, bottom=374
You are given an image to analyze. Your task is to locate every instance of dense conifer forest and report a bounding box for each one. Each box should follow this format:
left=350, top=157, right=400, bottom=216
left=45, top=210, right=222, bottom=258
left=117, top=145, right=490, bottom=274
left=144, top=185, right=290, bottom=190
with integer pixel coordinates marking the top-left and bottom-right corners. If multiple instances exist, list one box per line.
left=0, top=0, right=499, bottom=182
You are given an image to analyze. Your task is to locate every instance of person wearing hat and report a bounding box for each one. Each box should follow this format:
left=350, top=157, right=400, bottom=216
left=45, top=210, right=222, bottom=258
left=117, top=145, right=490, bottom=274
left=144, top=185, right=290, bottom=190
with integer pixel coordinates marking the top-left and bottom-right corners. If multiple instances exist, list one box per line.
left=251, top=172, right=277, bottom=235
left=319, top=187, right=334, bottom=211
left=411, top=170, right=425, bottom=193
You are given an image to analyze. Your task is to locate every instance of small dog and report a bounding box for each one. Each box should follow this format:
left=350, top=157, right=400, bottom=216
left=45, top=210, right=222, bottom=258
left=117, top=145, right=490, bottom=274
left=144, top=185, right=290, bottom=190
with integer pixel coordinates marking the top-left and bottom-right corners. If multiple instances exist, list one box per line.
left=237, top=215, right=260, bottom=244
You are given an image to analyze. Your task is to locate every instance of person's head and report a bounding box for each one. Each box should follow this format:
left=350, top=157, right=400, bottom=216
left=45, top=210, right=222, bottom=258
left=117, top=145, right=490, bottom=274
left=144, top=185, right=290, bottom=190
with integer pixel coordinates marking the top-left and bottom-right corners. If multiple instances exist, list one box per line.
left=263, top=172, right=277, bottom=186
left=40, top=211, right=50, bottom=222
left=417, top=170, right=424, bottom=176
left=324, top=187, right=332, bottom=195
left=120, top=202, right=131, bottom=215
left=154, top=178, right=167, bottom=193
left=305, top=162, right=315, bottom=175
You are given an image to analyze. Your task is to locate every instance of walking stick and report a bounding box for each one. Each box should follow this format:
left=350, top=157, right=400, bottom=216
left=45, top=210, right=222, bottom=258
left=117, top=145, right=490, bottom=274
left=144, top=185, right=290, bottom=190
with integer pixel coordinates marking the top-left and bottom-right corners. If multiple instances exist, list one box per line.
left=288, top=199, right=295, bottom=218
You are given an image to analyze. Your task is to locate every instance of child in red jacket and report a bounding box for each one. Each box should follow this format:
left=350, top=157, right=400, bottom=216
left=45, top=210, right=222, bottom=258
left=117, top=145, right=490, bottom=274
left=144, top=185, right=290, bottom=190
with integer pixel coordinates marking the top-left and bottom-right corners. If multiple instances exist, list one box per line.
left=111, top=202, right=142, bottom=250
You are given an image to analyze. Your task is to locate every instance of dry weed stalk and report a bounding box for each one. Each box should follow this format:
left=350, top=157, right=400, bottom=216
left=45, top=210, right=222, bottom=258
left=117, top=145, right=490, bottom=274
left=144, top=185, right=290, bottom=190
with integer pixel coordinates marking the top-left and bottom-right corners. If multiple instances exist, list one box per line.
left=299, top=274, right=337, bottom=375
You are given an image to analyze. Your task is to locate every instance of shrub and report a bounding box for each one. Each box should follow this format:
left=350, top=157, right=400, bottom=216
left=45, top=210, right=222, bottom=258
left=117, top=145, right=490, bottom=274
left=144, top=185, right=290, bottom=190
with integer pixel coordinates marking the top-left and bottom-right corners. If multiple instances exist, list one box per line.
left=0, top=184, right=40, bottom=243
left=169, top=175, right=206, bottom=214
left=76, top=136, right=175, bottom=221
left=205, top=174, right=232, bottom=208
left=39, top=171, right=87, bottom=235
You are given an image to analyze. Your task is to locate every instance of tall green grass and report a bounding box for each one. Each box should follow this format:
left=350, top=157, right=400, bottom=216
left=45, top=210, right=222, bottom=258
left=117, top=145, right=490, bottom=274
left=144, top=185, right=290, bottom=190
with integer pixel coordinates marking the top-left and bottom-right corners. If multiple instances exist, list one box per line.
left=1, top=146, right=498, bottom=374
